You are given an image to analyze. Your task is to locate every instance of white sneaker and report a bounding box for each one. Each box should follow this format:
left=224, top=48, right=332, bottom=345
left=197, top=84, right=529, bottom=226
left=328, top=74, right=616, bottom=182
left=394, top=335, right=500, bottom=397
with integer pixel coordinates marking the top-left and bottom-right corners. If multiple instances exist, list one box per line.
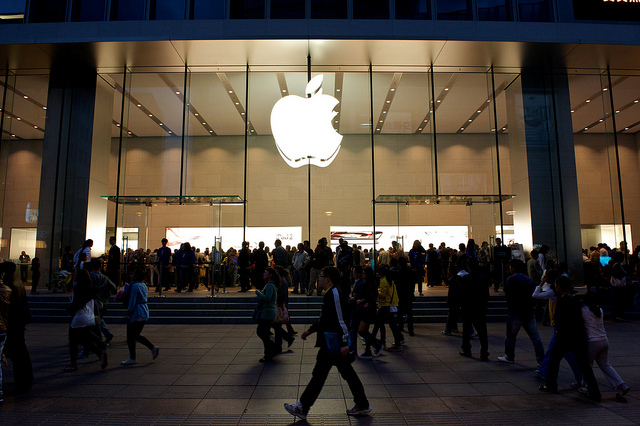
left=151, top=346, right=160, bottom=360
left=346, top=404, right=372, bottom=416
left=121, top=358, right=137, bottom=366
left=497, top=355, right=514, bottom=364
left=284, top=401, right=307, bottom=420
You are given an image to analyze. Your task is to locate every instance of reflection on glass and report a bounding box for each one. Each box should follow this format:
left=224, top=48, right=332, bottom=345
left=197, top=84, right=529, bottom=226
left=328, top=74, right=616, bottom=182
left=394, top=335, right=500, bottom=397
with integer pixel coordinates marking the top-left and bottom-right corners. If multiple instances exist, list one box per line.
left=111, top=0, right=146, bottom=21
left=436, top=0, right=471, bottom=20
left=477, top=0, right=510, bottom=21
left=354, top=0, right=389, bottom=19
left=151, top=0, right=186, bottom=20
left=396, top=0, right=430, bottom=20
left=191, top=0, right=225, bottom=19
left=28, top=0, right=67, bottom=23
left=230, top=0, right=265, bottom=18
left=517, top=0, right=550, bottom=22
left=71, top=0, right=107, bottom=21
left=311, top=0, right=347, bottom=19
left=271, top=0, right=305, bottom=18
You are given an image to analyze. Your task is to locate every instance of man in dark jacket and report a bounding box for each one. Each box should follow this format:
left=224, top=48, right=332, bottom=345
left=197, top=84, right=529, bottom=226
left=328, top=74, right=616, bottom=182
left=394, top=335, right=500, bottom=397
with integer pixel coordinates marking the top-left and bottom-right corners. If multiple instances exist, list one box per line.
left=498, top=259, right=544, bottom=365
left=459, top=258, right=490, bottom=361
left=285, top=266, right=371, bottom=420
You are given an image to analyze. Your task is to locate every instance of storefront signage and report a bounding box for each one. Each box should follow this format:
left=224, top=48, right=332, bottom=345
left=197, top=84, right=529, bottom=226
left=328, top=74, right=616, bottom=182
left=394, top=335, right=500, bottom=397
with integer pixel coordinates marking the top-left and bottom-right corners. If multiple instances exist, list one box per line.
left=270, top=74, right=343, bottom=168
left=574, top=0, right=640, bottom=21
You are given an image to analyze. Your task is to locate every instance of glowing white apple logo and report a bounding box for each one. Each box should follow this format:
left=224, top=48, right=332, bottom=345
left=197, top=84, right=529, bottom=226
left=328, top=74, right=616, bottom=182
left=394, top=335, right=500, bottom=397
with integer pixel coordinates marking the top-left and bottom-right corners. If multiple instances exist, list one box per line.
left=270, top=74, right=343, bottom=168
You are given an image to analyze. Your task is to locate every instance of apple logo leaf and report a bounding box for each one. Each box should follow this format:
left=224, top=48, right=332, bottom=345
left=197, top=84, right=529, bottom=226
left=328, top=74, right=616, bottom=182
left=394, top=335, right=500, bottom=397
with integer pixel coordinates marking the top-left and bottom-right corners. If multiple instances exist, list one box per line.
left=306, top=75, right=324, bottom=97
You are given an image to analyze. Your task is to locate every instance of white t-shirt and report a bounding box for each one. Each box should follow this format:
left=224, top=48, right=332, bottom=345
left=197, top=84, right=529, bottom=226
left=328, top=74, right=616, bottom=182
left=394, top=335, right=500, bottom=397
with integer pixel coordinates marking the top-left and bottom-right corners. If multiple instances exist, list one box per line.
left=71, top=299, right=95, bottom=329
left=581, top=306, right=607, bottom=342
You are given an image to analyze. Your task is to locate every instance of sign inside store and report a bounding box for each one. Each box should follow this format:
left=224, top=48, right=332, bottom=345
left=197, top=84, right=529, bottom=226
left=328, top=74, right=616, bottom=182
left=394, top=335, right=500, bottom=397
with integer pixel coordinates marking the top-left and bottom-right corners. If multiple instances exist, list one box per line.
left=574, top=0, right=640, bottom=20
left=270, top=74, right=343, bottom=168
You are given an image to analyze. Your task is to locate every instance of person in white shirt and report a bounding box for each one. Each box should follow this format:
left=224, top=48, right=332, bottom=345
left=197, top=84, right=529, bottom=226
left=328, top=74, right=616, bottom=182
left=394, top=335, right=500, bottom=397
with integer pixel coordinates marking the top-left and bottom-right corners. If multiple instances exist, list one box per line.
left=581, top=291, right=630, bottom=398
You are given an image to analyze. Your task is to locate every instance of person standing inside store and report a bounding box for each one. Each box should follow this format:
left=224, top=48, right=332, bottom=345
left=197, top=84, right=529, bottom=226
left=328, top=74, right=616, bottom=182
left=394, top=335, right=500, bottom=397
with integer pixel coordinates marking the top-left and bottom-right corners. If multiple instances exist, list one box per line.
left=181, top=242, right=196, bottom=292
left=156, top=238, right=172, bottom=292
left=408, top=240, right=426, bottom=296
left=106, top=236, right=121, bottom=288
left=284, top=266, right=371, bottom=420
left=19, top=251, right=30, bottom=284
left=252, top=242, right=269, bottom=291
left=492, top=238, right=511, bottom=292
left=292, top=243, right=309, bottom=294
left=74, top=239, right=93, bottom=270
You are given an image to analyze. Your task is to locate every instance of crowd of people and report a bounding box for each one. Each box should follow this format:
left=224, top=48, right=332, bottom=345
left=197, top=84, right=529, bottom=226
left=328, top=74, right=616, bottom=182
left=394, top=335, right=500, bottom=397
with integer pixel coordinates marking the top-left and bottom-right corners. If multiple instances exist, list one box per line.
left=1, top=235, right=637, bottom=414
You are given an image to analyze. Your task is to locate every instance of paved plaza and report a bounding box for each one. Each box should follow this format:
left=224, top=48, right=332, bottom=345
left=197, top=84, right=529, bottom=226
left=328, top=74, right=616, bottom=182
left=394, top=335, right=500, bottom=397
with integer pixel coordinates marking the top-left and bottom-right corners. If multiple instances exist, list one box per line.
left=1, top=320, right=639, bottom=425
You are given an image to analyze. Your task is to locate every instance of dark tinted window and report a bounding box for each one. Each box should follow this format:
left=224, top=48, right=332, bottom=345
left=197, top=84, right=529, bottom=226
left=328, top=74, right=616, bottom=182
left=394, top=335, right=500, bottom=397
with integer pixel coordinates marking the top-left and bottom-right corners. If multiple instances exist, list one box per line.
left=477, top=0, right=510, bottom=21
left=71, top=0, right=107, bottom=21
left=111, top=0, right=146, bottom=20
left=191, top=0, right=225, bottom=19
left=396, top=0, right=430, bottom=20
left=436, top=0, right=471, bottom=20
left=311, top=0, right=347, bottom=19
left=518, top=0, right=550, bottom=22
left=230, top=0, right=265, bottom=18
left=151, top=0, right=185, bottom=20
left=354, top=0, right=389, bottom=19
left=28, top=0, right=67, bottom=23
left=271, top=0, right=305, bottom=18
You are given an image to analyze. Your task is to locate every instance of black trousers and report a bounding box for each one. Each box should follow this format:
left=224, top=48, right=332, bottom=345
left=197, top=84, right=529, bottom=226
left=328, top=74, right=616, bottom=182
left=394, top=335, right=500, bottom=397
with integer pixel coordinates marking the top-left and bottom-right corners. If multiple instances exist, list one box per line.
left=300, top=346, right=369, bottom=412
left=69, top=325, right=105, bottom=365
left=545, top=336, right=601, bottom=399
left=257, top=319, right=277, bottom=358
left=6, top=327, right=34, bottom=391
left=461, top=309, right=488, bottom=356
left=445, top=304, right=461, bottom=333
left=398, top=299, right=414, bottom=334
left=127, top=321, right=154, bottom=360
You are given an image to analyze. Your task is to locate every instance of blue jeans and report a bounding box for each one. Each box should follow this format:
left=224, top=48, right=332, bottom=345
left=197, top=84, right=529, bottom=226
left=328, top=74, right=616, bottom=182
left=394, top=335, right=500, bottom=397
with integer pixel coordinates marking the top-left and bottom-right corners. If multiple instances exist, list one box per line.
left=538, top=330, right=582, bottom=382
left=0, top=332, right=6, bottom=396
left=504, top=313, right=545, bottom=363
left=293, top=269, right=306, bottom=293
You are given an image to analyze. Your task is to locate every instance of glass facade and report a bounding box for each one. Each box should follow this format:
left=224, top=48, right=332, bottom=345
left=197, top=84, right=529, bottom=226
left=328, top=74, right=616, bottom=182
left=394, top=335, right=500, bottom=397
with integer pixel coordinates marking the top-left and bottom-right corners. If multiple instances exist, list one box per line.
left=150, top=0, right=186, bottom=20
left=395, top=0, right=430, bottom=20
left=230, top=0, right=265, bottom=19
left=271, top=0, right=305, bottom=19
left=436, top=0, right=471, bottom=20
left=71, top=0, right=107, bottom=21
left=354, top=0, right=389, bottom=19
left=1, top=59, right=638, bottom=281
left=477, top=0, right=510, bottom=21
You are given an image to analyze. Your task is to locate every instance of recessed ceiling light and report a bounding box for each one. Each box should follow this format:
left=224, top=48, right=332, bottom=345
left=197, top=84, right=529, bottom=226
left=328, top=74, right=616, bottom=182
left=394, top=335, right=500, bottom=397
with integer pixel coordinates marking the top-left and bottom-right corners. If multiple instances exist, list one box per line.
left=603, top=88, right=608, bottom=91
left=16, top=117, right=20, bottom=120
left=251, top=129, right=255, bottom=132
left=477, top=110, right=481, bottom=113
left=586, top=99, right=591, bottom=103
left=460, top=127, right=465, bottom=131
left=202, top=122, right=206, bottom=125
left=209, top=130, right=213, bottom=133
left=43, top=106, right=46, bottom=110
left=444, top=88, right=449, bottom=91
left=335, top=121, right=338, bottom=123
left=176, top=91, right=180, bottom=95
left=11, top=134, right=15, bottom=137
left=34, top=125, right=38, bottom=128
left=137, top=104, right=141, bottom=107
left=336, top=88, right=341, bottom=92
left=228, top=90, right=233, bottom=93
left=486, top=99, right=490, bottom=103
left=584, top=127, right=588, bottom=130
left=159, top=123, right=163, bottom=126
left=282, top=89, right=287, bottom=93
left=379, top=120, right=383, bottom=123
left=502, top=127, right=506, bottom=131
left=241, top=112, right=245, bottom=115
left=571, top=110, right=575, bottom=113
left=128, top=131, right=132, bottom=134
left=624, top=127, right=629, bottom=130
left=386, top=100, right=390, bottom=103
left=468, top=119, right=472, bottom=122
left=168, top=130, right=172, bottom=133
left=148, top=114, right=152, bottom=117
left=383, top=111, right=387, bottom=114
left=418, top=128, right=422, bottom=131
left=635, top=100, right=639, bottom=103
left=235, top=102, right=239, bottom=105
left=116, top=123, right=120, bottom=127
left=616, top=110, right=620, bottom=113
left=195, top=113, right=199, bottom=116
left=436, top=100, right=441, bottom=103
left=599, top=119, right=603, bottom=122
left=390, top=88, right=395, bottom=92
left=23, top=95, right=28, bottom=99
left=376, top=128, right=380, bottom=131
left=424, top=119, right=427, bottom=122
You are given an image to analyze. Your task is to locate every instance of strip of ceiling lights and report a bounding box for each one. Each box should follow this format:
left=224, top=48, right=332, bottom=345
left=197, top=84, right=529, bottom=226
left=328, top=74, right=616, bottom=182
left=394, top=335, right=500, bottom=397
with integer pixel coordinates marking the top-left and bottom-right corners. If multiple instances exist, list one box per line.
left=159, top=74, right=217, bottom=136
left=414, top=74, right=459, bottom=134
left=216, top=73, right=256, bottom=135
left=0, top=79, right=47, bottom=139
left=457, top=74, right=518, bottom=135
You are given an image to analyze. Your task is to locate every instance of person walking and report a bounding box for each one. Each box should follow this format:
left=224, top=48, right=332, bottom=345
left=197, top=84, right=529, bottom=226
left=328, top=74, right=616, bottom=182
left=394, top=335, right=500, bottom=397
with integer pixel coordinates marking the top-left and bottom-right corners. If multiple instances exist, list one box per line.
left=498, top=259, right=545, bottom=365
left=284, top=266, right=371, bottom=420
left=459, top=258, right=490, bottom=361
left=121, top=268, right=159, bottom=365
left=581, top=291, right=630, bottom=398
left=355, top=267, right=384, bottom=359
left=371, top=266, right=404, bottom=350
left=255, top=267, right=278, bottom=362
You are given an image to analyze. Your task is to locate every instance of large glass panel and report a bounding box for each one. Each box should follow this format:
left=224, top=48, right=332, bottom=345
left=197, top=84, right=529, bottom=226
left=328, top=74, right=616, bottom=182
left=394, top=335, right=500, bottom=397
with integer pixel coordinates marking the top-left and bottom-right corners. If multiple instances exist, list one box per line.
left=436, top=0, right=471, bottom=20
left=28, top=0, right=66, bottom=22
left=477, top=0, right=510, bottom=21
left=604, top=73, right=639, bottom=251
left=517, top=0, right=550, bottom=22
left=151, top=0, right=186, bottom=20
left=396, top=0, right=430, bottom=20
left=311, top=0, right=347, bottom=19
left=71, top=0, right=107, bottom=21
left=230, top=0, right=265, bottom=18
left=271, top=0, right=305, bottom=18
left=569, top=74, right=621, bottom=252
left=354, top=0, right=389, bottom=19
left=191, top=0, right=225, bottom=19
left=110, top=0, right=146, bottom=21
left=0, top=73, right=48, bottom=268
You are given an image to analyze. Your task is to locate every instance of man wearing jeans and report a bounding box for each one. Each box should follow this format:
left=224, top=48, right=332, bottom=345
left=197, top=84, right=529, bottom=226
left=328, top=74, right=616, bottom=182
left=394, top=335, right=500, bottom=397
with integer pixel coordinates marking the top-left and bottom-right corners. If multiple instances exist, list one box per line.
left=292, top=243, right=309, bottom=294
left=498, top=259, right=545, bottom=365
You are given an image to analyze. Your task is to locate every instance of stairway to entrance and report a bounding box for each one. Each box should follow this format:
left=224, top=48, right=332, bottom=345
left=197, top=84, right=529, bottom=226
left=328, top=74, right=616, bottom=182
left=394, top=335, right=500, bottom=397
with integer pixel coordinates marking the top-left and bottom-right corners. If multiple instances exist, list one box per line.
left=28, top=294, right=509, bottom=325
